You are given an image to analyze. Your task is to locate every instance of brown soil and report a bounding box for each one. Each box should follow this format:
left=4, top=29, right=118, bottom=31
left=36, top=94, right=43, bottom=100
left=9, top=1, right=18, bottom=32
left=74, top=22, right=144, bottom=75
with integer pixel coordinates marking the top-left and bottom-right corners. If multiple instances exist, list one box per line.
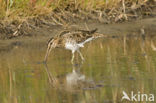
left=0, top=0, right=156, bottom=40
left=0, top=17, right=156, bottom=53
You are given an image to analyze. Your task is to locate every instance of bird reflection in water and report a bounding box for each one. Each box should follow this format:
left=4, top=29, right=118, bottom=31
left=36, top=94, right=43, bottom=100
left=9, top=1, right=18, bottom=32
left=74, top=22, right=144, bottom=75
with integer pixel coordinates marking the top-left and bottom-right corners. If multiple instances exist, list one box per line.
left=43, top=61, right=93, bottom=90
left=43, top=62, right=58, bottom=87
left=66, top=63, right=86, bottom=89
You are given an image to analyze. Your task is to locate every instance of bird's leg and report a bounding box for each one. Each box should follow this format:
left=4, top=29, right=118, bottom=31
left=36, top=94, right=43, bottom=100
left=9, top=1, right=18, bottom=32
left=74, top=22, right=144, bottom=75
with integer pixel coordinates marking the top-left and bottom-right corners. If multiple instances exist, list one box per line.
left=77, top=50, right=85, bottom=61
left=71, top=52, right=75, bottom=64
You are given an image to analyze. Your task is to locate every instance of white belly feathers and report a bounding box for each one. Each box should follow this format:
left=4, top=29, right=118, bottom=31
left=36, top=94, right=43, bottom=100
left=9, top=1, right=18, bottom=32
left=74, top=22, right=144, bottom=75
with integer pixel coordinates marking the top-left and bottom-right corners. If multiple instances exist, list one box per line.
left=65, top=37, right=94, bottom=53
left=65, top=42, right=81, bottom=53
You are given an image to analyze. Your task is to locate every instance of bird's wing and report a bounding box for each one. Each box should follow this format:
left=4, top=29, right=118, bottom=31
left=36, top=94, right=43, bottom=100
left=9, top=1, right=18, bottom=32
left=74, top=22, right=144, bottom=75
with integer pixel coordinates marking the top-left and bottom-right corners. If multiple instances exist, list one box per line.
left=78, top=37, right=94, bottom=46
left=61, top=28, right=98, bottom=45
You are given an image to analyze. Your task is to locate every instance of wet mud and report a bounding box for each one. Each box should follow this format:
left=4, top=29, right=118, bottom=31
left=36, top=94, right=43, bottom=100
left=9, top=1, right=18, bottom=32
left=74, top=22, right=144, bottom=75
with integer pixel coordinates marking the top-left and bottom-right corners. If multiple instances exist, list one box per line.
left=0, top=17, right=156, bottom=53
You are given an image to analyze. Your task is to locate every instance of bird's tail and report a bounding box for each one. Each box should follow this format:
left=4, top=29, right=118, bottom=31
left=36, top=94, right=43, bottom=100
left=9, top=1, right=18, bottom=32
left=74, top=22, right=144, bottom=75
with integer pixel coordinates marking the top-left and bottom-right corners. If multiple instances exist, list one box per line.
left=89, top=28, right=98, bottom=34
left=78, top=28, right=98, bottom=34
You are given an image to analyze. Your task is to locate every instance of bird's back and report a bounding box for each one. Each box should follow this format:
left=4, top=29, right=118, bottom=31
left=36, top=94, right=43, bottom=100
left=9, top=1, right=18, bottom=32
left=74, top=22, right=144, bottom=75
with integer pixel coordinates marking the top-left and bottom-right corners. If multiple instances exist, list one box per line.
left=62, top=28, right=98, bottom=43
left=47, top=28, right=98, bottom=48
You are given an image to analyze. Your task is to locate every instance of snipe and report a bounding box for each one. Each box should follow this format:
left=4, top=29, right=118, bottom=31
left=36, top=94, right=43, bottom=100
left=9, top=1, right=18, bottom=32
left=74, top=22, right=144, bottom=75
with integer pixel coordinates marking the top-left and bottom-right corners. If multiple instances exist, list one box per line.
left=44, top=28, right=104, bottom=63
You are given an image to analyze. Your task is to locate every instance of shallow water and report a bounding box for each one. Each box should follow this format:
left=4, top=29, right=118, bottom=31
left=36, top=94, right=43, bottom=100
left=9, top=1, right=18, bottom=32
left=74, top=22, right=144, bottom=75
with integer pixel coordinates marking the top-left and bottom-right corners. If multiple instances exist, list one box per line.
left=0, top=34, right=156, bottom=103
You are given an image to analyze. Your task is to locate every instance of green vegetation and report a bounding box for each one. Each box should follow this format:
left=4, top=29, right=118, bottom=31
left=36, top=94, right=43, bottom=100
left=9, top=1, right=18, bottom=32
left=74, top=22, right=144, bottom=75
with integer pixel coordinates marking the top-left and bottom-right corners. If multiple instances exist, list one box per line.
left=0, top=0, right=154, bottom=21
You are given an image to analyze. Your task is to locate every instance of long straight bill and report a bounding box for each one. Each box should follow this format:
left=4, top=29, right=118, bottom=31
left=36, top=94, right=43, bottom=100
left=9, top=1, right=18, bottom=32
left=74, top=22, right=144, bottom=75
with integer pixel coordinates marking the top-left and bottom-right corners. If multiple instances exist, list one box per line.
left=44, top=45, right=53, bottom=62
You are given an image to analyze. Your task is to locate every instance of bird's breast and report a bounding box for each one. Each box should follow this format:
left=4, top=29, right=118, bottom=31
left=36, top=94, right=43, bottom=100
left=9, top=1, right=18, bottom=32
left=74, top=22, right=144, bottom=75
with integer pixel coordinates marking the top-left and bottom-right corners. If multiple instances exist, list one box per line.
left=65, top=42, right=80, bottom=51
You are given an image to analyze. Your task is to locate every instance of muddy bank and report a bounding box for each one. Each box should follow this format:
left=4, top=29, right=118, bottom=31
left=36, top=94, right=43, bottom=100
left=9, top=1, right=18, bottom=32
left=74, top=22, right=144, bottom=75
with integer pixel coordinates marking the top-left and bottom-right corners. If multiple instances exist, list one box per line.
left=0, top=17, right=156, bottom=53
left=0, top=0, right=156, bottom=53
left=0, top=0, right=156, bottom=40
left=0, top=16, right=156, bottom=40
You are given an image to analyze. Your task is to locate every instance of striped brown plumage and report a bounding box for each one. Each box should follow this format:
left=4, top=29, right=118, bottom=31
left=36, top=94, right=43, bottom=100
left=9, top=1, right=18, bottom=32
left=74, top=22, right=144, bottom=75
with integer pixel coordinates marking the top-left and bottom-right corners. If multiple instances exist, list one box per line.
left=44, top=28, right=104, bottom=63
